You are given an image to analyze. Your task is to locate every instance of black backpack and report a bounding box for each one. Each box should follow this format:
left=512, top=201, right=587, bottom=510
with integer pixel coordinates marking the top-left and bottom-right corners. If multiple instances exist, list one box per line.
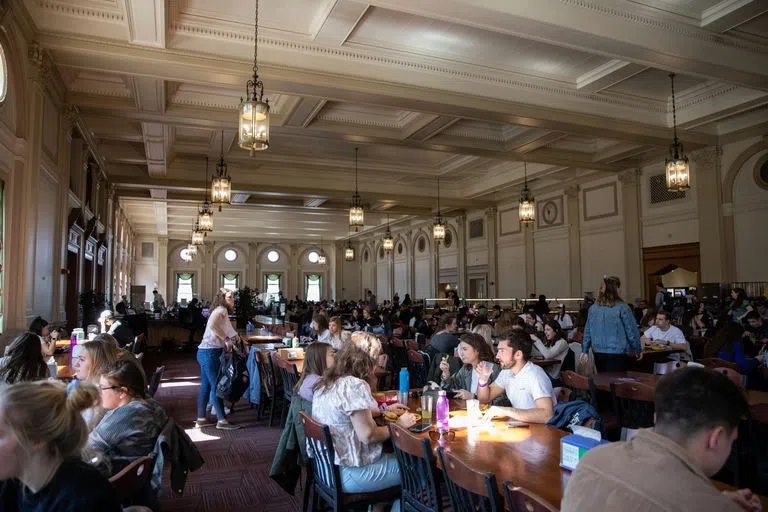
left=215, top=345, right=250, bottom=403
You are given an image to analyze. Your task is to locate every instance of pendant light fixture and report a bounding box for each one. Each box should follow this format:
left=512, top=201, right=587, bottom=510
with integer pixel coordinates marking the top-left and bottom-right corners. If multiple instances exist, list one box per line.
left=191, top=221, right=205, bottom=246
left=186, top=242, right=198, bottom=259
left=433, top=176, right=446, bottom=244
left=318, top=235, right=327, bottom=265
left=382, top=214, right=394, bottom=254
left=197, top=156, right=214, bottom=232
left=238, top=0, right=270, bottom=153
left=519, top=161, right=535, bottom=224
left=211, top=130, right=232, bottom=211
left=345, top=230, right=355, bottom=261
left=665, top=73, right=690, bottom=193
left=349, top=147, right=364, bottom=231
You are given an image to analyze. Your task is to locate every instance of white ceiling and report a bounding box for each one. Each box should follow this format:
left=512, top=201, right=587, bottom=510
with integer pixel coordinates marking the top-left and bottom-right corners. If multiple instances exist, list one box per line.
left=22, top=0, right=768, bottom=241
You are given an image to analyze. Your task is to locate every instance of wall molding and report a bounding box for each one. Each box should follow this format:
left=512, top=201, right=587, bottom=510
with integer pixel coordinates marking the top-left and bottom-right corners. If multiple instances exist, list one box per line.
left=583, top=181, right=619, bottom=221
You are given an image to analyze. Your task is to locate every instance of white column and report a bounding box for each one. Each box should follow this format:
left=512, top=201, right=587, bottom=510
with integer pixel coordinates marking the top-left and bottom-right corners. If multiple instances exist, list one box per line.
left=485, top=208, right=498, bottom=299
left=565, top=186, right=582, bottom=297
left=619, top=169, right=644, bottom=301
left=457, top=213, right=468, bottom=296
left=692, top=147, right=726, bottom=283
left=524, top=223, right=536, bottom=298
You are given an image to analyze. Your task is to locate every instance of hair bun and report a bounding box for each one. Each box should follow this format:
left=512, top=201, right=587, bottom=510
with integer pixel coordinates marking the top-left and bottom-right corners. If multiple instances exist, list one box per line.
left=66, top=381, right=100, bottom=413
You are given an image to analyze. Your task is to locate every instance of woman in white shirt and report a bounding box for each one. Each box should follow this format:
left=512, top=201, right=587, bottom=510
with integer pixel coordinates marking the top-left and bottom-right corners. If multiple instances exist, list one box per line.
left=313, top=312, right=332, bottom=345
left=327, top=316, right=344, bottom=350
left=555, top=304, right=574, bottom=330
left=312, top=332, right=415, bottom=511
left=195, top=288, right=239, bottom=430
left=532, top=320, right=571, bottom=380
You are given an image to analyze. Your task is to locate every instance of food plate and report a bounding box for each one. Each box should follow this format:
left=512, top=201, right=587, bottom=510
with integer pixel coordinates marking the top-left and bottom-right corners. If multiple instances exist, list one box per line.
left=383, top=410, right=421, bottom=422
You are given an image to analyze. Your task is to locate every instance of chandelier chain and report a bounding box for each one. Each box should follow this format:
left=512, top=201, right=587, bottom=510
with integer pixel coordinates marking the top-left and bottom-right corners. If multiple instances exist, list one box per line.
left=670, top=73, right=678, bottom=145
left=437, top=176, right=441, bottom=214
left=253, top=0, right=259, bottom=76
left=354, top=147, right=359, bottom=195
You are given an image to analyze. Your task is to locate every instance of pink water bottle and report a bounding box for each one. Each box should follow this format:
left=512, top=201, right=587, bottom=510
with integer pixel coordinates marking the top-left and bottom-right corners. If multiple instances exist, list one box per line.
left=436, top=390, right=449, bottom=432
left=70, top=332, right=77, bottom=349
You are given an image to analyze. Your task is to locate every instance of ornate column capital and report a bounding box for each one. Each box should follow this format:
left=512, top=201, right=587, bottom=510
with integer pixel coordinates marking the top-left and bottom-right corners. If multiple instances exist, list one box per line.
left=565, top=185, right=580, bottom=199
left=27, top=42, right=50, bottom=83
left=618, top=168, right=642, bottom=186
left=62, top=104, right=78, bottom=132
left=691, top=146, right=723, bottom=167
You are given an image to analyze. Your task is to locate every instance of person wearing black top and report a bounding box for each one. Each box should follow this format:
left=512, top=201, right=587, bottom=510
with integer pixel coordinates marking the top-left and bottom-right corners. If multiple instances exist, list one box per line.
left=101, top=310, right=135, bottom=349
left=0, top=380, right=120, bottom=512
left=534, top=295, right=550, bottom=319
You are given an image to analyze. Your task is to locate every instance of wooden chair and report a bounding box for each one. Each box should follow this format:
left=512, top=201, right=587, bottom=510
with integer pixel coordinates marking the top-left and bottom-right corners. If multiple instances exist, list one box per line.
left=407, top=349, right=428, bottom=389
left=133, top=333, right=146, bottom=354
left=147, top=365, right=165, bottom=398
left=108, top=454, right=155, bottom=504
left=610, top=381, right=656, bottom=433
left=748, top=404, right=768, bottom=494
left=653, top=360, right=687, bottom=375
left=560, top=371, right=597, bottom=410
left=713, top=367, right=746, bottom=388
left=267, top=352, right=286, bottom=427
left=254, top=350, right=274, bottom=421
left=502, top=483, right=558, bottom=512
left=436, top=448, right=504, bottom=512
left=276, top=355, right=299, bottom=428
left=389, top=422, right=445, bottom=512
left=697, top=358, right=741, bottom=373
left=299, top=412, right=400, bottom=512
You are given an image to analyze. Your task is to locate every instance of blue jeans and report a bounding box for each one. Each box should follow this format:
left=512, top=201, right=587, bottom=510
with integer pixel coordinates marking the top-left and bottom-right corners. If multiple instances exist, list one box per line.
left=339, top=453, right=401, bottom=512
left=197, top=348, right=226, bottom=421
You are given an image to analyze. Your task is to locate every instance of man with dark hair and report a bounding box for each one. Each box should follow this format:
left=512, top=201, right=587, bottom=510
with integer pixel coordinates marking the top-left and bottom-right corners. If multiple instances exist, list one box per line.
left=744, top=311, right=768, bottom=347
left=655, top=282, right=666, bottom=311
left=476, top=329, right=556, bottom=423
left=562, top=368, right=758, bottom=511
left=641, top=310, right=691, bottom=361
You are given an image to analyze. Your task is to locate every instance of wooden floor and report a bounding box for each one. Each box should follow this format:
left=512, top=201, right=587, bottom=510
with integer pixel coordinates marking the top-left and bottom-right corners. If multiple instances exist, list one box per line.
left=147, top=351, right=301, bottom=512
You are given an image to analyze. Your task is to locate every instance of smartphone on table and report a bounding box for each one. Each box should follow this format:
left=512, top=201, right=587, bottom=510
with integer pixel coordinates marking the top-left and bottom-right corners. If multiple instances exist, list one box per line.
left=409, top=423, right=433, bottom=433
left=505, top=421, right=530, bottom=429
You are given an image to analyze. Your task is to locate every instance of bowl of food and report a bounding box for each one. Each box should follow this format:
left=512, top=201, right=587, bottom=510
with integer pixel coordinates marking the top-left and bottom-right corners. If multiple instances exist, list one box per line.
left=373, top=392, right=398, bottom=407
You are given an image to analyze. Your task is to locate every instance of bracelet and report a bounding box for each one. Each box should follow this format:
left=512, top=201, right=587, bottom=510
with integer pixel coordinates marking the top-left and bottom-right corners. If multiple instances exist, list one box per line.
left=478, top=380, right=489, bottom=388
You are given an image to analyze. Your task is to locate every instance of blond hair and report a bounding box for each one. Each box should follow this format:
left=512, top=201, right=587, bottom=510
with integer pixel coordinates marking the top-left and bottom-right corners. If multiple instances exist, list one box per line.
left=0, top=380, right=99, bottom=461
left=81, top=340, right=120, bottom=382
left=471, top=323, right=493, bottom=349
left=315, top=331, right=381, bottom=393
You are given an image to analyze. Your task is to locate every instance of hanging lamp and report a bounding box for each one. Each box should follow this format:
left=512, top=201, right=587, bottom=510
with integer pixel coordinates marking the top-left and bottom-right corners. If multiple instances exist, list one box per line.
left=382, top=214, right=394, bottom=254
left=211, top=130, right=232, bottom=211
left=345, top=231, right=355, bottom=261
left=191, top=221, right=205, bottom=246
left=198, top=156, right=214, bottom=232
left=665, top=73, right=690, bottom=193
left=433, top=176, right=446, bottom=244
left=349, top=147, right=364, bottom=231
left=186, top=242, right=198, bottom=259
left=238, top=0, right=270, bottom=153
left=519, top=162, right=535, bottom=224
left=318, top=235, right=327, bottom=265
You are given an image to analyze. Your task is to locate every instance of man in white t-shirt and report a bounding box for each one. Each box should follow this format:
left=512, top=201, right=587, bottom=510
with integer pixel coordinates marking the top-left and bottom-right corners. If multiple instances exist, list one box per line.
left=641, top=310, right=691, bottom=361
left=476, top=329, right=556, bottom=424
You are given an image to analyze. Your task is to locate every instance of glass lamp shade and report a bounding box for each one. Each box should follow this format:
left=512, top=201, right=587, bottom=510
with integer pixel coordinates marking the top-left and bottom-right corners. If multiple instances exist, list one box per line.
left=191, top=229, right=205, bottom=246
left=345, top=246, right=355, bottom=261
left=211, top=175, right=231, bottom=211
left=665, top=148, right=690, bottom=192
left=383, top=235, right=394, bottom=254
left=186, top=243, right=198, bottom=258
left=433, top=218, right=446, bottom=244
left=519, top=188, right=535, bottom=224
left=318, top=253, right=327, bottom=265
left=198, top=207, right=213, bottom=232
left=349, top=204, right=364, bottom=231
left=238, top=99, right=270, bottom=153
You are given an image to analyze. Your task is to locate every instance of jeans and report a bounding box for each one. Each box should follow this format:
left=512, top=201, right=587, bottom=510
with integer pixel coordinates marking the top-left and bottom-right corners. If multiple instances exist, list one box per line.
left=339, top=453, right=401, bottom=512
left=197, top=348, right=226, bottom=421
left=594, top=352, right=627, bottom=373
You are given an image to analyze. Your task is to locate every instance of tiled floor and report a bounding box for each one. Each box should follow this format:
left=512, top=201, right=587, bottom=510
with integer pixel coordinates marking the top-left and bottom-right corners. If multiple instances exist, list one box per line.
left=148, top=351, right=302, bottom=512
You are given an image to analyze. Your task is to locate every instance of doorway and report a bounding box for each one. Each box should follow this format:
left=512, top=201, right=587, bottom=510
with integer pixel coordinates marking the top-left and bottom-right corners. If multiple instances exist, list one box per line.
left=643, top=243, right=701, bottom=304
left=65, top=250, right=79, bottom=331
left=469, top=277, right=487, bottom=300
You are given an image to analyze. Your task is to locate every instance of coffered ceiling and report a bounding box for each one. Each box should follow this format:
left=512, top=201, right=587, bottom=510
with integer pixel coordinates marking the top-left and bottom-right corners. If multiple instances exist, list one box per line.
left=20, top=0, right=768, bottom=241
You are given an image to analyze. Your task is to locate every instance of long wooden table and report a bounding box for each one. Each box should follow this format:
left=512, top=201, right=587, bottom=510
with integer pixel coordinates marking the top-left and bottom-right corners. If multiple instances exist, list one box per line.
left=390, top=396, right=768, bottom=509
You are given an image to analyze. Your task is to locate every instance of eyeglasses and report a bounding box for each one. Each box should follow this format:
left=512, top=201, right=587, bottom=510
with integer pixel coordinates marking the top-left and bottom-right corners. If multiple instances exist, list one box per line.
left=99, top=385, right=121, bottom=392
left=428, top=430, right=456, bottom=442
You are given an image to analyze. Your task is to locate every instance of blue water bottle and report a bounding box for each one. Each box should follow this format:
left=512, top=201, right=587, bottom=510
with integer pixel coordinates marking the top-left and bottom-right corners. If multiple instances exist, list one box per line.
left=399, top=367, right=410, bottom=393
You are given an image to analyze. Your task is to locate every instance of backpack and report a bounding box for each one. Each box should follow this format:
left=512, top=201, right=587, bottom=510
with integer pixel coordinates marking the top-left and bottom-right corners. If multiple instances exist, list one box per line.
left=215, top=346, right=250, bottom=403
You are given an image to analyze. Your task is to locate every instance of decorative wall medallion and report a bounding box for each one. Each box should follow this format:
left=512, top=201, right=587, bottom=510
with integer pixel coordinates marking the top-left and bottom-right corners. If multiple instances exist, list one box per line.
left=417, top=237, right=426, bottom=253
left=444, top=230, right=453, bottom=248
left=542, top=201, right=558, bottom=225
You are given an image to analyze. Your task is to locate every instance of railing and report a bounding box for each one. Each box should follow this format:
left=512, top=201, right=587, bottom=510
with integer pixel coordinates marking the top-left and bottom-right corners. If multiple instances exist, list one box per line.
left=423, top=297, right=587, bottom=311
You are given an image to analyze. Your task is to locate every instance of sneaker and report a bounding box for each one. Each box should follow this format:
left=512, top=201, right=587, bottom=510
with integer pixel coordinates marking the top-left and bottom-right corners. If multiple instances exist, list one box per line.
left=216, top=421, right=241, bottom=430
left=194, top=418, right=215, bottom=428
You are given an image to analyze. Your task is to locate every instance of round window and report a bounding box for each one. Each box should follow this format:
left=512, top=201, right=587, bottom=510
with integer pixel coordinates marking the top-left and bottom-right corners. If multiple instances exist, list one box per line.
left=308, top=251, right=319, bottom=264
left=224, top=249, right=237, bottom=262
left=180, top=248, right=192, bottom=262
left=418, top=237, right=426, bottom=253
left=444, top=230, right=453, bottom=248
left=267, top=250, right=280, bottom=263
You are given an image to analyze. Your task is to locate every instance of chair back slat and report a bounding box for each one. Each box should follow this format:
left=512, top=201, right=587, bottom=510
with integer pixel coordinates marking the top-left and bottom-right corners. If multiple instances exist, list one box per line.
left=714, top=367, right=745, bottom=388
left=561, top=370, right=597, bottom=409
left=148, top=366, right=165, bottom=398
left=697, top=358, right=741, bottom=372
left=502, top=483, right=558, bottom=512
left=108, top=454, right=155, bottom=503
left=610, top=381, right=655, bottom=430
left=407, top=350, right=428, bottom=389
left=389, top=423, right=444, bottom=512
left=299, top=411, right=343, bottom=505
left=437, top=448, right=503, bottom=512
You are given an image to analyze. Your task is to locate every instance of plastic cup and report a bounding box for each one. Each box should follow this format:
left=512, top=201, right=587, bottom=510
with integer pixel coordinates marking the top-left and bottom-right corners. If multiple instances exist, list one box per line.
left=421, top=395, right=434, bottom=421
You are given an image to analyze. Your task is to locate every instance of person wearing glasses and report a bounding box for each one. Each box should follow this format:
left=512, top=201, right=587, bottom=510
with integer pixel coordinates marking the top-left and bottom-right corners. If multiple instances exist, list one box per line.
left=85, top=360, right=167, bottom=477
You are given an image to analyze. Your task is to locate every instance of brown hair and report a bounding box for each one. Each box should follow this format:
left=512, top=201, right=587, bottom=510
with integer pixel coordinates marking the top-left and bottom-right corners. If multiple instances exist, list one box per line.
left=596, top=275, right=623, bottom=307
left=294, top=342, right=331, bottom=393
left=438, top=313, right=456, bottom=331
left=459, top=333, right=495, bottom=369
left=731, top=288, right=747, bottom=308
left=101, top=360, right=147, bottom=399
left=0, top=380, right=99, bottom=463
left=315, top=331, right=381, bottom=394
left=497, top=329, right=533, bottom=361
left=313, top=311, right=330, bottom=333
left=640, top=307, right=657, bottom=328
left=0, top=333, right=48, bottom=384
left=329, top=316, right=342, bottom=333
left=212, top=287, right=235, bottom=314
left=543, top=320, right=566, bottom=348
left=92, top=333, right=120, bottom=350
left=81, top=340, right=120, bottom=382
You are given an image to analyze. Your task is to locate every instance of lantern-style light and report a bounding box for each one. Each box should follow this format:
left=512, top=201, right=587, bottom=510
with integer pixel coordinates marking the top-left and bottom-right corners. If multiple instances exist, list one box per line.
left=238, top=0, right=270, bottom=153
left=198, top=156, right=214, bottom=232
left=211, top=130, right=231, bottom=212
left=433, top=177, right=446, bottom=244
left=349, top=147, right=364, bottom=231
left=318, top=236, right=327, bottom=265
left=665, top=73, right=690, bottom=193
left=383, top=215, right=394, bottom=254
left=186, top=243, right=198, bottom=258
left=519, top=162, right=535, bottom=224
left=191, top=223, right=205, bottom=246
left=345, top=239, right=355, bottom=261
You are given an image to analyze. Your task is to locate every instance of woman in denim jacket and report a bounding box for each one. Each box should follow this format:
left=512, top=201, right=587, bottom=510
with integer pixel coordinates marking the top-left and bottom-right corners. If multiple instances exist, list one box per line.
left=580, top=276, right=642, bottom=372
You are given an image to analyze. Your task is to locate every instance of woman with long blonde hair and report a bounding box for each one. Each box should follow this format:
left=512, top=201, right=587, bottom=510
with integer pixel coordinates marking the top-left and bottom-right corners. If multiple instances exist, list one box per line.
left=580, top=276, right=642, bottom=372
left=71, top=340, right=120, bottom=430
left=0, top=380, right=120, bottom=510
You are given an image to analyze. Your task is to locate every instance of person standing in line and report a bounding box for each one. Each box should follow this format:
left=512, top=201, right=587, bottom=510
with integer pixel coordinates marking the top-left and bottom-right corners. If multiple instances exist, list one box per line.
left=581, top=276, right=642, bottom=373
left=194, top=288, right=240, bottom=430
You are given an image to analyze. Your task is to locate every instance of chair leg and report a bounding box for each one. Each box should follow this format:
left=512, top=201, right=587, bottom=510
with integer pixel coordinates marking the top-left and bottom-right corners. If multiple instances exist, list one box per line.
left=302, top=469, right=312, bottom=512
left=269, top=396, right=279, bottom=427
left=280, top=398, right=291, bottom=428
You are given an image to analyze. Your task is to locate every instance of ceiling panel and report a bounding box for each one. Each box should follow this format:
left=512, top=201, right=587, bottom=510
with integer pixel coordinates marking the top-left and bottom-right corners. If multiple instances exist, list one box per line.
left=605, top=68, right=707, bottom=101
left=733, top=13, right=768, bottom=39
left=347, top=7, right=611, bottom=81
left=627, top=0, right=724, bottom=18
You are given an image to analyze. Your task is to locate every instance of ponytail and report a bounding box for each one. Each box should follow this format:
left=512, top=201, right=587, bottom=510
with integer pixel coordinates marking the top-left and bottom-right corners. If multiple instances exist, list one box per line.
left=596, top=275, right=623, bottom=307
